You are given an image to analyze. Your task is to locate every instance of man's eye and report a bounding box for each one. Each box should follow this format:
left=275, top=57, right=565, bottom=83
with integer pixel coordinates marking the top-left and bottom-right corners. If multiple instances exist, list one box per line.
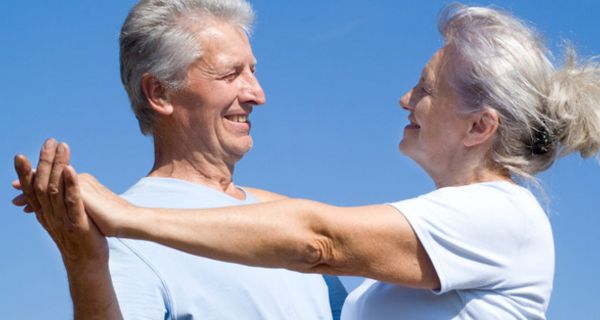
left=221, top=73, right=238, bottom=81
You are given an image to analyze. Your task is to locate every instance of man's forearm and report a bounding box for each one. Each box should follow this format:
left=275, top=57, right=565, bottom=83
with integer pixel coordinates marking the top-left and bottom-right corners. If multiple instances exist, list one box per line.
left=65, top=260, right=122, bottom=320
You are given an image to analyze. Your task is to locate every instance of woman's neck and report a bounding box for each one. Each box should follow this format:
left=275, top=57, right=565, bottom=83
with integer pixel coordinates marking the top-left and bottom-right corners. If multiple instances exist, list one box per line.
left=428, top=151, right=512, bottom=189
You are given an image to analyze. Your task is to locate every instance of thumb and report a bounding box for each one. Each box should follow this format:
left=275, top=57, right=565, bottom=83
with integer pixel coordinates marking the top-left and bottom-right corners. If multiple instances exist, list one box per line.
left=76, top=172, right=121, bottom=236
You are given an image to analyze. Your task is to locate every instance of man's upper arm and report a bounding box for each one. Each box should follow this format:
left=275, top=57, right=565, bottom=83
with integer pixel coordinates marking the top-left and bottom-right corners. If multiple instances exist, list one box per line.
left=242, top=187, right=288, bottom=202
left=108, top=238, right=169, bottom=319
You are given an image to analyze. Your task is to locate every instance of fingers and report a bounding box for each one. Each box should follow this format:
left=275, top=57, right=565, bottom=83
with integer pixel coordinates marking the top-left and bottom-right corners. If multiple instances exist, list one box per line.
left=48, top=143, right=71, bottom=226
left=12, top=179, right=22, bottom=190
left=12, top=194, right=35, bottom=213
left=14, top=154, right=41, bottom=212
left=63, top=165, right=86, bottom=227
left=34, top=138, right=58, bottom=217
left=12, top=193, right=28, bottom=206
left=49, top=143, right=70, bottom=198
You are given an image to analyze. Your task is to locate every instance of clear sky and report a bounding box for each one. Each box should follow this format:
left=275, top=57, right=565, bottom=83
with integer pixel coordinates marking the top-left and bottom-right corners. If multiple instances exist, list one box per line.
left=2, top=0, right=599, bottom=318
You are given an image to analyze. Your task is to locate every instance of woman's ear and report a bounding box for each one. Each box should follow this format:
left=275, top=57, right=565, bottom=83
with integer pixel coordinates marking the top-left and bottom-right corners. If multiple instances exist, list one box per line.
left=464, top=107, right=500, bottom=147
left=141, top=74, right=174, bottom=116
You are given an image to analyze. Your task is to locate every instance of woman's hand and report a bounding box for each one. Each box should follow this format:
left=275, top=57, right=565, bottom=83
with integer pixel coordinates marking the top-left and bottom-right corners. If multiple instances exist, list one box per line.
left=77, top=173, right=138, bottom=238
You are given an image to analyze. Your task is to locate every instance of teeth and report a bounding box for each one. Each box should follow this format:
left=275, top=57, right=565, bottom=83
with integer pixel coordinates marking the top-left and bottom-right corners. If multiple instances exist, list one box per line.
left=227, top=115, right=248, bottom=123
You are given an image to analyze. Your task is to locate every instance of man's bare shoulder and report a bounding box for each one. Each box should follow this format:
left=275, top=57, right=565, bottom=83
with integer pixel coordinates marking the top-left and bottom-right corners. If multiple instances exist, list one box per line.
left=242, top=187, right=289, bottom=202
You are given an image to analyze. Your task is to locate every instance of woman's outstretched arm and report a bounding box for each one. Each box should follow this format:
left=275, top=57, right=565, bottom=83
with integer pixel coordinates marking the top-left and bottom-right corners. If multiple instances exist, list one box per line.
left=79, top=174, right=440, bottom=289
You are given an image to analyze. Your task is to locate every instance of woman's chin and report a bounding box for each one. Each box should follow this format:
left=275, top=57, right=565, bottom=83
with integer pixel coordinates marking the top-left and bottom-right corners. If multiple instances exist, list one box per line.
left=399, top=140, right=422, bottom=164
left=399, top=139, right=412, bottom=155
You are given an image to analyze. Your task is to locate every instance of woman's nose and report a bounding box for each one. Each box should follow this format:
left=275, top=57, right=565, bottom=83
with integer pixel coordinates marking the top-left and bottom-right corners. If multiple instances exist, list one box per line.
left=399, top=89, right=414, bottom=111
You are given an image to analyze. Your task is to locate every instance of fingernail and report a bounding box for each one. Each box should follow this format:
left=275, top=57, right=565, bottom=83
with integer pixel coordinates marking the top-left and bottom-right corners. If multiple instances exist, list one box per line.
left=43, top=139, right=55, bottom=150
left=57, top=143, right=64, bottom=155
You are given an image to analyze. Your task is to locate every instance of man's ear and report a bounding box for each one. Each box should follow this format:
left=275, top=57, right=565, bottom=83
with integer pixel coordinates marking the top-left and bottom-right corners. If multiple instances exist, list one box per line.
left=141, top=74, right=174, bottom=116
left=464, top=107, right=500, bottom=147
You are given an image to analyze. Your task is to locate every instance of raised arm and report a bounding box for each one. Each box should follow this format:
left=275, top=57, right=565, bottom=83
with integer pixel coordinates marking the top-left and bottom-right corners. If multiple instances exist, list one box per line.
left=80, top=175, right=440, bottom=289
left=12, top=139, right=122, bottom=320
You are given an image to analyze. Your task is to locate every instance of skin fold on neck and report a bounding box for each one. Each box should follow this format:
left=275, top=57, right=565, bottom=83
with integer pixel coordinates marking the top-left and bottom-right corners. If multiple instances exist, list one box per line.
left=148, top=126, right=246, bottom=200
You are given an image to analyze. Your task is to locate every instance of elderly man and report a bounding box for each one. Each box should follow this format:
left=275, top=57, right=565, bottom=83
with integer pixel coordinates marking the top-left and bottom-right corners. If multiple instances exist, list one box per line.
left=13, top=0, right=345, bottom=319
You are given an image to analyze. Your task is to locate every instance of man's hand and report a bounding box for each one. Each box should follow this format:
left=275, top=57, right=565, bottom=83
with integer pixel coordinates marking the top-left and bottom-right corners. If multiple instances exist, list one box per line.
left=13, top=139, right=108, bottom=265
left=12, top=139, right=122, bottom=319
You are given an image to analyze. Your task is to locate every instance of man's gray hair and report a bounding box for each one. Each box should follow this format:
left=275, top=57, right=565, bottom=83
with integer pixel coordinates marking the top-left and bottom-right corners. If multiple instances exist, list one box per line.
left=439, top=4, right=600, bottom=179
left=120, top=0, right=255, bottom=135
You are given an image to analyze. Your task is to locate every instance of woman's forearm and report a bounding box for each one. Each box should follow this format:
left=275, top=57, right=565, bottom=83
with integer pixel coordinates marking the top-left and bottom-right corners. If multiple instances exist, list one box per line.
left=123, top=199, right=333, bottom=273
left=80, top=174, right=439, bottom=288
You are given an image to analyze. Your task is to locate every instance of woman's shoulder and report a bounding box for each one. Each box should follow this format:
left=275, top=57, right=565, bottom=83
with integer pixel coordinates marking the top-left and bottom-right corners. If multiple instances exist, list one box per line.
left=392, top=180, right=548, bottom=232
left=422, top=181, right=539, bottom=209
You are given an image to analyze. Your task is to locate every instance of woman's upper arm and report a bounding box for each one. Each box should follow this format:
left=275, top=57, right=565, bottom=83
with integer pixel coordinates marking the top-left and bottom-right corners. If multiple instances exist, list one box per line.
left=243, top=187, right=288, bottom=202
left=311, top=203, right=440, bottom=289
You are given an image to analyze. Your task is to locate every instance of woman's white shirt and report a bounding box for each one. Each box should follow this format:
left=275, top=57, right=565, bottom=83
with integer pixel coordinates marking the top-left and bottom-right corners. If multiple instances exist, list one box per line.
left=342, top=181, right=554, bottom=320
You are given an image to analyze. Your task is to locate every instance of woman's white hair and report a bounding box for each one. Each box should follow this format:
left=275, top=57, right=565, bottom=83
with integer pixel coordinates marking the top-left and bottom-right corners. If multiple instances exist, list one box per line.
left=439, top=4, right=600, bottom=179
left=120, top=0, right=255, bottom=135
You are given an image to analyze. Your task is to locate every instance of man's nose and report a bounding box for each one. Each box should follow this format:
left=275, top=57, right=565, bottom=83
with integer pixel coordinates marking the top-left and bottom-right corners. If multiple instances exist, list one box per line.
left=240, top=72, right=266, bottom=106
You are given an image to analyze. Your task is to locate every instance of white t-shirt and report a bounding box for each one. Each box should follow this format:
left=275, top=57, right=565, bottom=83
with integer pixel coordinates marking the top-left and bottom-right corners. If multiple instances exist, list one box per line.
left=108, top=177, right=333, bottom=320
left=342, top=181, right=554, bottom=320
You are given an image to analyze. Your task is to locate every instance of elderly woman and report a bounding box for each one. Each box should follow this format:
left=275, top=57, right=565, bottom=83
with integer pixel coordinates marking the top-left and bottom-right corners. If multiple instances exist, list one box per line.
left=14, top=4, right=600, bottom=320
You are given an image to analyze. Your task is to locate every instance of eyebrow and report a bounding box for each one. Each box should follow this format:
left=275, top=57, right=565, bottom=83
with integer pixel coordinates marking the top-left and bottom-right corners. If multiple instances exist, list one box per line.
left=218, top=58, right=257, bottom=72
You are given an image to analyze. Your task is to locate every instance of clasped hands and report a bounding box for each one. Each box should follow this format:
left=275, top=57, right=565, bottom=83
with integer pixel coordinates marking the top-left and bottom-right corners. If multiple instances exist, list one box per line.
left=12, top=139, right=132, bottom=266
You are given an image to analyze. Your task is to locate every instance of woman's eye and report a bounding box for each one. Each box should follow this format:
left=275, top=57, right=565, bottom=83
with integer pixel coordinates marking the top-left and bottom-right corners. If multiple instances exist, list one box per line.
left=421, top=86, right=433, bottom=95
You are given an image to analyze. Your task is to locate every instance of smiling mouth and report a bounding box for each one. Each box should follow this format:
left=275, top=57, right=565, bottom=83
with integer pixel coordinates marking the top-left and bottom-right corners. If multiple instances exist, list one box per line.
left=225, top=115, right=248, bottom=123
left=406, top=117, right=420, bottom=129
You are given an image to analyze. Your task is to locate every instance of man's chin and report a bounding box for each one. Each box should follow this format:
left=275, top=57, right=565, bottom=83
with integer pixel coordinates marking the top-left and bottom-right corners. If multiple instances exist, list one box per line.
left=227, top=139, right=254, bottom=161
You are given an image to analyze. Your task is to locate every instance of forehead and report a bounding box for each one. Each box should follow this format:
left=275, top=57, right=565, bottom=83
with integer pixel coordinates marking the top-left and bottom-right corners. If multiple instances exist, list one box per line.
left=422, top=49, right=446, bottom=79
left=194, top=20, right=256, bottom=66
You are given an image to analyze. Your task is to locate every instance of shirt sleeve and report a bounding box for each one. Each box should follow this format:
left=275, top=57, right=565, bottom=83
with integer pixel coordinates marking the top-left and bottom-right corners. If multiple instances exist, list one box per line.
left=388, top=187, right=523, bottom=294
left=108, top=238, right=170, bottom=319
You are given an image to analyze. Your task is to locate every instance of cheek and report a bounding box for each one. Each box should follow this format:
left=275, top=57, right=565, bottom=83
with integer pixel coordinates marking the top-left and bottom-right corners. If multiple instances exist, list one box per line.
left=418, top=111, right=456, bottom=144
left=431, top=116, right=468, bottom=149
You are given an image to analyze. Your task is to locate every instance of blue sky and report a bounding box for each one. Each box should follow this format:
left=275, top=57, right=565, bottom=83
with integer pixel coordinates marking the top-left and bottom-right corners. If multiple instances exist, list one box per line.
left=2, top=0, right=599, bottom=318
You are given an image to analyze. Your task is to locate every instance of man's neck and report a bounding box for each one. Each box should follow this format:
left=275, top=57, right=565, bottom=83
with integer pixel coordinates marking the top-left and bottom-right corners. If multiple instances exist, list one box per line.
left=149, top=138, right=246, bottom=200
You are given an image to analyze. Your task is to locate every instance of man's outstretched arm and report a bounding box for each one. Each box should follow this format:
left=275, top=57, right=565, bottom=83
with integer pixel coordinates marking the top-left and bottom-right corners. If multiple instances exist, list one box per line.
left=12, top=139, right=122, bottom=320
